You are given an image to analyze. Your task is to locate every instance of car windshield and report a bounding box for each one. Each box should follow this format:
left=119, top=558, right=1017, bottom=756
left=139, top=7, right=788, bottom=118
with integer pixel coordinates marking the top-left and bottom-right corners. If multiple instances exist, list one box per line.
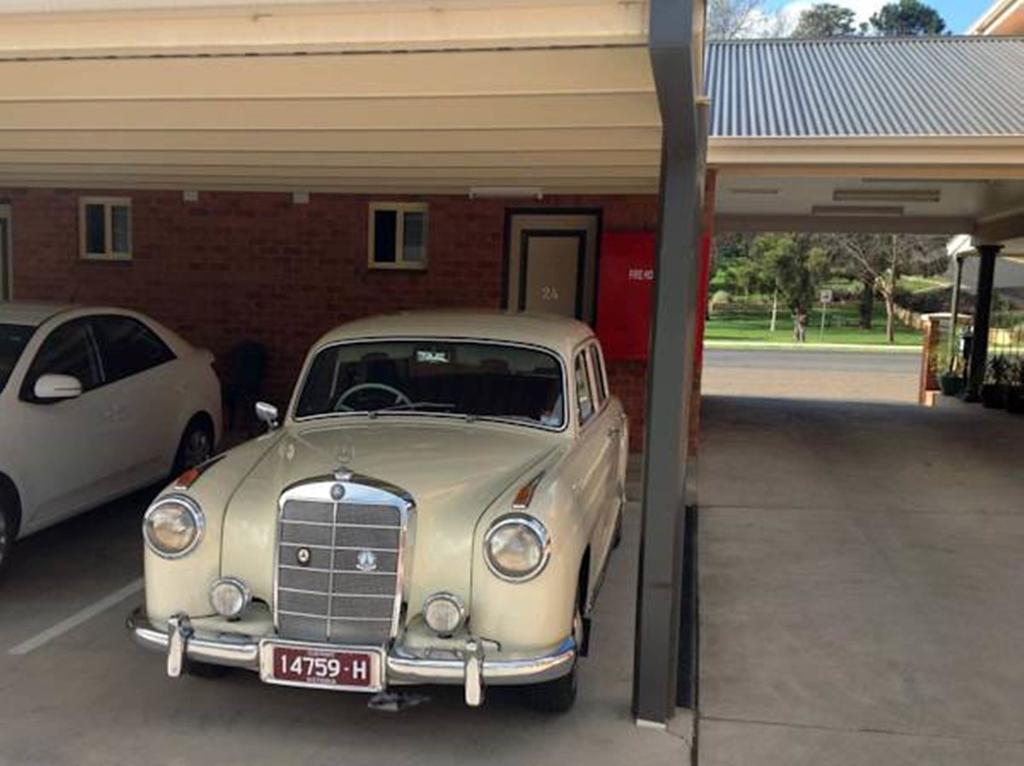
left=0, top=323, right=34, bottom=395
left=295, top=340, right=566, bottom=429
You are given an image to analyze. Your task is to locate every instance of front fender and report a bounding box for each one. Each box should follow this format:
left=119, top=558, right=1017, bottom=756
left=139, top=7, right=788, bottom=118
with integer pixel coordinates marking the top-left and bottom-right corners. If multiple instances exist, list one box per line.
left=144, top=432, right=283, bottom=623
left=469, top=470, right=585, bottom=652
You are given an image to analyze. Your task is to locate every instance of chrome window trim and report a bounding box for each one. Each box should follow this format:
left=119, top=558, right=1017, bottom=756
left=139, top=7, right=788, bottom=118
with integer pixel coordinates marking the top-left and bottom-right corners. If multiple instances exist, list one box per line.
left=288, top=337, right=570, bottom=434
left=272, top=473, right=415, bottom=644
left=483, top=513, right=552, bottom=583
left=142, top=494, right=205, bottom=560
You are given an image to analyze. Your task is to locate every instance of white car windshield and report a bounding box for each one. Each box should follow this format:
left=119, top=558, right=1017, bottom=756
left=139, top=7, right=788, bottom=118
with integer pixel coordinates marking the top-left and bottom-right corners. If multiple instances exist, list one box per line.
left=0, top=324, right=33, bottom=394
left=295, top=340, right=565, bottom=428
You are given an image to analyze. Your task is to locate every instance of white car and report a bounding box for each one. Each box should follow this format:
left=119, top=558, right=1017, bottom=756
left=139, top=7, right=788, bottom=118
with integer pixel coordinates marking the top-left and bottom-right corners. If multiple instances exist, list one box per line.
left=130, top=311, right=627, bottom=712
left=0, top=302, right=222, bottom=575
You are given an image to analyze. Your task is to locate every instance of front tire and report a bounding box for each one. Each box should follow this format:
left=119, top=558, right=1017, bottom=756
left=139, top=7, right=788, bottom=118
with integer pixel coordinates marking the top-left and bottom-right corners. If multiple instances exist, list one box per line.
left=524, top=602, right=582, bottom=713
left=172, top=417, right=214, bottom=477
left=0, top=498, right=15, bottom=578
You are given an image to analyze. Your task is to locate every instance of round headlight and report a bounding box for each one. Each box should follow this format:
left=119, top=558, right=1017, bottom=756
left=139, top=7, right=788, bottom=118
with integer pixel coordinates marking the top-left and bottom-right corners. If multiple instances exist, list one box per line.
left=143, top=495, right=204, bottom=559
left=423, top=592, right=466, bottom=636
left=209, top=577, right=252, bottom=619
left=484, top=515, right=550, bottom=582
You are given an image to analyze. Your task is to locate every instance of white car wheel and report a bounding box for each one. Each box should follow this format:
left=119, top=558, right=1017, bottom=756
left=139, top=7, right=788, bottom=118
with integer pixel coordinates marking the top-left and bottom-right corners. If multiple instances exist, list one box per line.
left=173, top=419, right=214, bottom=476
left=0, top=498, right=15, bottom=577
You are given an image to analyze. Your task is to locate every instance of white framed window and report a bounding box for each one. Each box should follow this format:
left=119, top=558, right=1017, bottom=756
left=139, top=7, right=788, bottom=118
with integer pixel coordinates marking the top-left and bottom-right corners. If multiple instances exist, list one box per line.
left=368, top=202, right=428, bottom=270
left=79, top=197, right=132, bottom=261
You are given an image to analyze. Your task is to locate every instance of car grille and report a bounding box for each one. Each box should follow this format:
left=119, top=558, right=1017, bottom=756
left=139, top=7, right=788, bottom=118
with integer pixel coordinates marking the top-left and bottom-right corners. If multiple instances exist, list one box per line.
left=275, top=483, right=408, bottom=646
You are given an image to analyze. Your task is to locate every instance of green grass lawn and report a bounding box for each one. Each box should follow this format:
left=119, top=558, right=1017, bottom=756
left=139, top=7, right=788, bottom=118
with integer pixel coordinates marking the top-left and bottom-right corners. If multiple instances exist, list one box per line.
left=706, top=302, right=923, bottom=347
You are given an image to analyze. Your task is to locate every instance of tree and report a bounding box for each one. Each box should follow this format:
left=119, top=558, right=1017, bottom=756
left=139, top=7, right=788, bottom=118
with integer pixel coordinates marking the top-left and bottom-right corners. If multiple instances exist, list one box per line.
left=792, top=4, right=857, bottom=38
left=752, top=233, right=831, bottom=315
left=706, top=0, right=782, bottom=39
left=866, top=0, right=947, bottom=36
left=833, top=233, right=947, bottom=343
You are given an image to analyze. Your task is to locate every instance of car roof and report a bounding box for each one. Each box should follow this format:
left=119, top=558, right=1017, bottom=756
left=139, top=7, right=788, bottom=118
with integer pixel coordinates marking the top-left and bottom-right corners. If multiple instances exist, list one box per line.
left=0, top=301, right=74, bottom=327
left=316, top=310, right=596, bottom=359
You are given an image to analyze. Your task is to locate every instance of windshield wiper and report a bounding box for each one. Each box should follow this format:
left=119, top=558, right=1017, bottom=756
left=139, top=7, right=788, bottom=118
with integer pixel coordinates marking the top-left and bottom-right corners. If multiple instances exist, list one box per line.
left=370, top=402, right=459, bottom=416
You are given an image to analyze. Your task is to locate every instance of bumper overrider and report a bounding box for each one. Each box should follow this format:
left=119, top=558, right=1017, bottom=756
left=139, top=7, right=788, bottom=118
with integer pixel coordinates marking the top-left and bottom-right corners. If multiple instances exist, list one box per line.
left=127, top=607, right=575, bottom=707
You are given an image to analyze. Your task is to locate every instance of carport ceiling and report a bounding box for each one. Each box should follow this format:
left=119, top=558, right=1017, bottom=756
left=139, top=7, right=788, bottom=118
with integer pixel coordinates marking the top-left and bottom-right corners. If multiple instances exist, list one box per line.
left=0, top=0, right=663, bottom=195
left=708, top=37, right=1024, bottom=239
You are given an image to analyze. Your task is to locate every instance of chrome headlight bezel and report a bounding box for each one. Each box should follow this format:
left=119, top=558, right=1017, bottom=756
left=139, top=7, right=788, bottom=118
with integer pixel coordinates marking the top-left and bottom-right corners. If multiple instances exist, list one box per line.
left=423, top=592, right=467, bottom=636
left=483, top=514, right=551, bottom=583
left=209, top=576, right=252, bottom=619
left=142, top=494, right=205, bottom=559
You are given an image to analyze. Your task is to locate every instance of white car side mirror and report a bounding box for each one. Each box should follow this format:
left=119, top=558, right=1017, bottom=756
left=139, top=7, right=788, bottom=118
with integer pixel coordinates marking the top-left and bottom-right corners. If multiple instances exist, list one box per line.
left=255, top=401, right=280, bottom=429
left=34, top=374, right=83, bottom=401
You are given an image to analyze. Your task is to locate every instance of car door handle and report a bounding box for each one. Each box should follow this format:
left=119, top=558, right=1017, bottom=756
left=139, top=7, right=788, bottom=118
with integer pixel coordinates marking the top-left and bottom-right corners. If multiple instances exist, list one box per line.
left=607, top=427, right=620, bottom=439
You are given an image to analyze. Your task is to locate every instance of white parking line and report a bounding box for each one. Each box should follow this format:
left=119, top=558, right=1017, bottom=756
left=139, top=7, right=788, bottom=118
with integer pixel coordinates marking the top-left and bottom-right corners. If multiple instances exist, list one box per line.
left=7, top=578, right=143, bottom=656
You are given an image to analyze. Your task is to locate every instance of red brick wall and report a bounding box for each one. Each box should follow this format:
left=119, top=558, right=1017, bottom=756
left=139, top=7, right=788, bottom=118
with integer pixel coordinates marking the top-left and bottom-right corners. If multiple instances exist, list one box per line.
left=2, top=188, right=654, bottom=449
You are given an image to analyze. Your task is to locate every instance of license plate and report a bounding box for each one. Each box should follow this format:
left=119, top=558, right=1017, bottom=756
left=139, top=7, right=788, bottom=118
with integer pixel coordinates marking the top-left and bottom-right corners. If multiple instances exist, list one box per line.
left=259, top=642, right=383, bottom=692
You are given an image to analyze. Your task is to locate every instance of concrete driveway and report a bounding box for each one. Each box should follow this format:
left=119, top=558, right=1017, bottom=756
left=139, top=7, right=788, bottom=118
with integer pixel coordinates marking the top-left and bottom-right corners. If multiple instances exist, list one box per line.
left=697, top=395, right=1024, bottom=765
left=0, top=476, right=686, bottom=765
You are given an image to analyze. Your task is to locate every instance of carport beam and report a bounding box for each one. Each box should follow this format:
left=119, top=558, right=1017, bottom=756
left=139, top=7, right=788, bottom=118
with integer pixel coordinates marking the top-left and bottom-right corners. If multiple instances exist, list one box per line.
left=948, top=254, right=964, bottom=373
left=633, top=0, right=704, bottom=726
left=965, top=244, right=1001, bottom=400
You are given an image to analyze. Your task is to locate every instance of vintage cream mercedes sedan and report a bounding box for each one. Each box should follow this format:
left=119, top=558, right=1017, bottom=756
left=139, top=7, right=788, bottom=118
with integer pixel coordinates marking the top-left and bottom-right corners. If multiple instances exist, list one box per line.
left=129, top=311, right=627, bottom=711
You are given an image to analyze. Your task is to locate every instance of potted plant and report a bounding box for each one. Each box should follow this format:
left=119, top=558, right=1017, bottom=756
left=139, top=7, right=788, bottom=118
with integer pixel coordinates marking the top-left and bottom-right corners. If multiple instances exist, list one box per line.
left=1007, top=358, right=1024, bottom=414
left=934, top=346, right=964, bottom=397
left=981, top=355, right=1011, bottom=409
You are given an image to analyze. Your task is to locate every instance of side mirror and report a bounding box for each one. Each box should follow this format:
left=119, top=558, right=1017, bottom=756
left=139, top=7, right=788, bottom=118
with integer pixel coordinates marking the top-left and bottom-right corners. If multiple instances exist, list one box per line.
left=255, top=401, right=280, bottom=430
left=34, top=374, right=83, bottom=401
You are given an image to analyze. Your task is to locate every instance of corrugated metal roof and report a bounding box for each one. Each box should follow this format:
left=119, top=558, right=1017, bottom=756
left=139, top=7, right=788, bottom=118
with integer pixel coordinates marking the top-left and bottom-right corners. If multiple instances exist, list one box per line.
left=706, top=36, right=1024, bottom=138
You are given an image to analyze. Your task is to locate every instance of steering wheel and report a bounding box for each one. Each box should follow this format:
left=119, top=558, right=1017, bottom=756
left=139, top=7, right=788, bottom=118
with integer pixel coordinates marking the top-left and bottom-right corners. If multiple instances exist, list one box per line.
left=334, top=382, right=412, bottom=412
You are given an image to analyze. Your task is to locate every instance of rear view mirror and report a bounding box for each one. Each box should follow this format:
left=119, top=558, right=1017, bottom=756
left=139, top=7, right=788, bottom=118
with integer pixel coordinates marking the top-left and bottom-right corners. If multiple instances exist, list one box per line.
left=34, top=374, right=83, bottom=401
left=255, top=401, right=280, bottom=429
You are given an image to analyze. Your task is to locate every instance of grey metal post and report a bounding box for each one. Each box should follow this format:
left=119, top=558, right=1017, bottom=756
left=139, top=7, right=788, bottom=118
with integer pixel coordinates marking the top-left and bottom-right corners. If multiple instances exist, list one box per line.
left=965, top=244, right=1001, bottom=400
left=633, top=0, right=704, bottom=726
left=947, top=254, right=964, bottom=373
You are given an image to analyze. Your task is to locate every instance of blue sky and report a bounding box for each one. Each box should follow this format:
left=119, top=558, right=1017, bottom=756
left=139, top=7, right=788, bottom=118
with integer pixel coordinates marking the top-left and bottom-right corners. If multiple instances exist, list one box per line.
left=766, top=0, right=994, bottom=34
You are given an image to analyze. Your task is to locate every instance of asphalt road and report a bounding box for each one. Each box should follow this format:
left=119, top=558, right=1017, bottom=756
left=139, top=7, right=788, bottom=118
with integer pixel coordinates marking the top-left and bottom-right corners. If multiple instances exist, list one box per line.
left=704, top=348, right=920, bottom=374
left=702, top=348, right=923, bottom=405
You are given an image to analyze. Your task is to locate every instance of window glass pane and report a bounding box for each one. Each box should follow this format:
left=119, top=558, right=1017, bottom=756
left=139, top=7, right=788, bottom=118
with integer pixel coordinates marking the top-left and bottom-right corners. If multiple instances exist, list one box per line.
left=0, top=323, right=34, bottom=395
left=295, top=340, right=565, bottom=428
left=589, top=345, right=607, bottom=404
left=402, top=211, right=427, bottom=263
left=373, top=209, right=397, bottom=263
left=94, top=316, right=175, bottom=382
left=24, top=320, right=103, bottom=396
left=84, top=204, right=106, bottom=254
left=111, top=205, right=131, bottom=253
left=574, top=354, right=594, bottom=423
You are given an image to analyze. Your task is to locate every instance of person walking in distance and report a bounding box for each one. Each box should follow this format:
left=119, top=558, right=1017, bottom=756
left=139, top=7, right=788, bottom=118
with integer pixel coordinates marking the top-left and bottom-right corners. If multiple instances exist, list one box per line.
left=793, top=308, right=808, bottom=343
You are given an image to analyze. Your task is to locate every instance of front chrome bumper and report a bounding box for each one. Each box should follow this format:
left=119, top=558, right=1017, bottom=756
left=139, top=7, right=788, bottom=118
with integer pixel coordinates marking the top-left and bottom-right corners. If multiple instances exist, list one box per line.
left=127, top=607, right=575, bottom=707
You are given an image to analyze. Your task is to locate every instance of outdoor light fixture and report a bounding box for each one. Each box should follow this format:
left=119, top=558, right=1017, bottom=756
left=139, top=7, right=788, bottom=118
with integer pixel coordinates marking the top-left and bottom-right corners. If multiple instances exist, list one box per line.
left=183, top=190, right=199, bottom=203
left=833, top=189, right=941, bottom=203
left=293, top=191, right=310, bottom=204
left=811, top=205, right=905, bottom=217
left=468, top=186, right=543, bottom=200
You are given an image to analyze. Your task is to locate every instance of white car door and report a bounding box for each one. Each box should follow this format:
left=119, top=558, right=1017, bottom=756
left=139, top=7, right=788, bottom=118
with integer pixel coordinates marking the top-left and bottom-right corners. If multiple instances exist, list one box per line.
left=90, top=315, right=181, bottom=488
left=14, top=317, right=125, bottom=527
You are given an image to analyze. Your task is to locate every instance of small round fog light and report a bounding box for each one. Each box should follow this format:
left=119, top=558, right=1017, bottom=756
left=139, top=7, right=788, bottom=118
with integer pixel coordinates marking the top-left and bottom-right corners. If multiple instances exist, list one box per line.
left=423, top=593, right=466, bottom=637
left=209, top=577, right=251, bottom=620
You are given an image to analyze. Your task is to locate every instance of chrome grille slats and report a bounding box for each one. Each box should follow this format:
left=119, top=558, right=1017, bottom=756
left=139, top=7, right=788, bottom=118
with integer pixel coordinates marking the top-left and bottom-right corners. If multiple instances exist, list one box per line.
left=274, top=476, right=412, bottom=646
